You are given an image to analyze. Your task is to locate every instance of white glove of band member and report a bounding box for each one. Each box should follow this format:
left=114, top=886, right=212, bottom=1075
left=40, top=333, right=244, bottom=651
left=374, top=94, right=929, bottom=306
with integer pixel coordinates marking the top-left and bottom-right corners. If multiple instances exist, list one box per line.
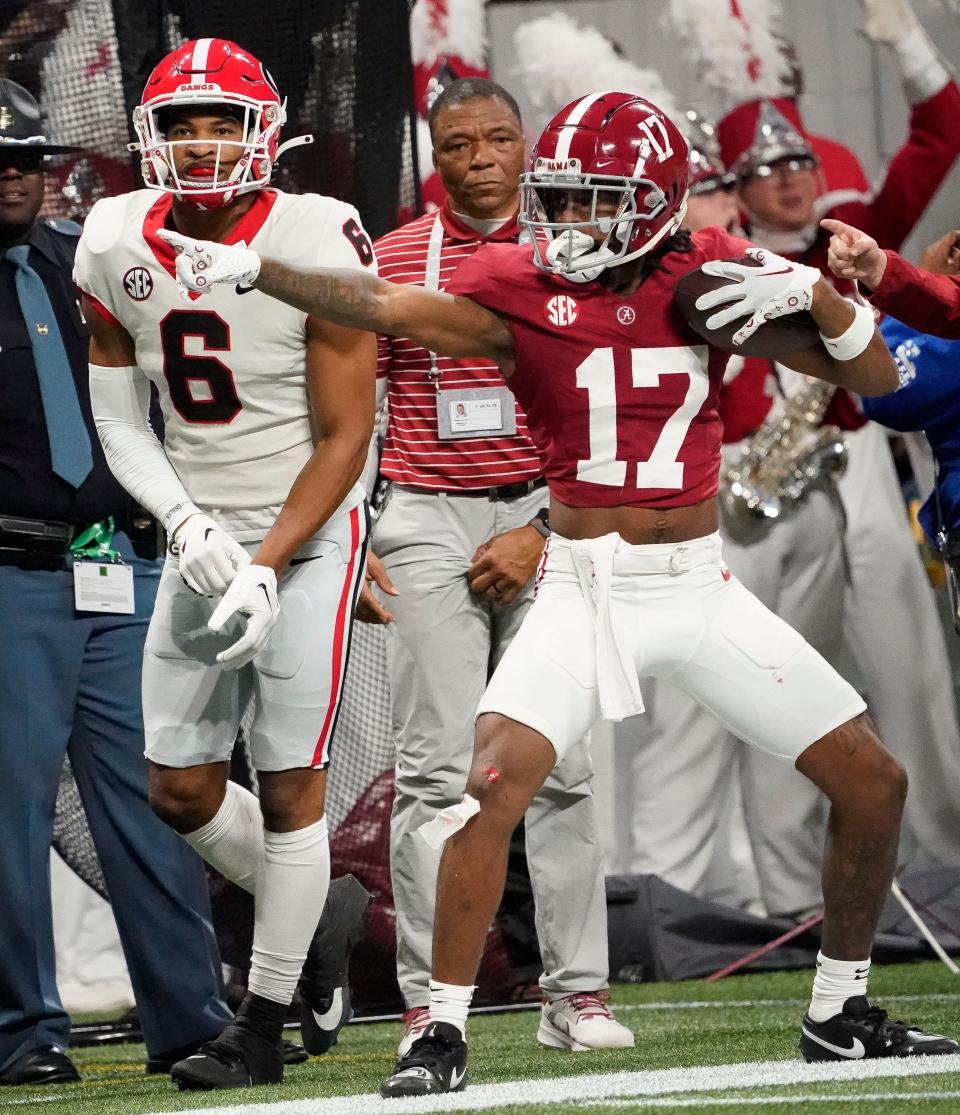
left=174, top=513, right=251, bottom=596
left=157, top=228, right=261, bottom=298
left=695, top=247, right=822, bottom=346
left=207, top=564, right=279, bottom=670
left=857, top=0, right=919, bottom=45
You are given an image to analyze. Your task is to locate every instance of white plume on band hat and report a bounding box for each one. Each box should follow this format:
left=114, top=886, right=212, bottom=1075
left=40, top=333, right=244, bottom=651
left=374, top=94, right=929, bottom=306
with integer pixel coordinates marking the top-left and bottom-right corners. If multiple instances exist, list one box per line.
left=664, top=0, right=815, bottom=177
left=513, top=11, right=680, bottom=126
left=411, top=0, right=486, bottom=70
left=665, top=0, right=793, bottom=108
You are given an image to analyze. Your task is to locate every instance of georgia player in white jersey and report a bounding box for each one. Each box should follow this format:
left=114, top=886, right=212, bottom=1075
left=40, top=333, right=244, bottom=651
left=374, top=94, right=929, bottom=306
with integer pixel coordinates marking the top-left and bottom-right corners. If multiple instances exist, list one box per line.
left=73, top=39, right=376, bottom=1090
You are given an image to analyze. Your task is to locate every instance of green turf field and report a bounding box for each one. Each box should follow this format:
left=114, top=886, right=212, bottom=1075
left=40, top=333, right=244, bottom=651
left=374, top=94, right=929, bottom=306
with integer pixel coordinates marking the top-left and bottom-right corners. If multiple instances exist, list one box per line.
left=4, top=961, right=960, bottom=1114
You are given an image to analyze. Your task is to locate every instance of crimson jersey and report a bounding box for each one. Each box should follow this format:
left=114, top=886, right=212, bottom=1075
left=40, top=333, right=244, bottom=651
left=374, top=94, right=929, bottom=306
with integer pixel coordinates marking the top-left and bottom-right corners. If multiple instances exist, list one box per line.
left=445, top=227, right=750, bottom=510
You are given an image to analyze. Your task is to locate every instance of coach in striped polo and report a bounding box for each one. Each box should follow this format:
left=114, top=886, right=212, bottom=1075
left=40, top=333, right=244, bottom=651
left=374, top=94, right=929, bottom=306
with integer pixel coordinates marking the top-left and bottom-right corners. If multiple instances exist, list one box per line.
left=357, top=78, right=631, bottom=1055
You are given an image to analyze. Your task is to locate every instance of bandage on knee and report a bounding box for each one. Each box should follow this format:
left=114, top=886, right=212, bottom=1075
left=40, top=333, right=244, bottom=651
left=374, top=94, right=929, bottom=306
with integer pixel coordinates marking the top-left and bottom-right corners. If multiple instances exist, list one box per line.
left=417, top=794, right=481, bottom=849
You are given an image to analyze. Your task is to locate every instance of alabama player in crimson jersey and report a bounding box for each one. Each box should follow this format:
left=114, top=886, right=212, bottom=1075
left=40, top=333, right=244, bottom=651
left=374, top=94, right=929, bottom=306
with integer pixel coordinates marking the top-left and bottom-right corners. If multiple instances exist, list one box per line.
left=161, top=92, right=958, bottom=1093
left=73, top=40, right=376, bottom=1089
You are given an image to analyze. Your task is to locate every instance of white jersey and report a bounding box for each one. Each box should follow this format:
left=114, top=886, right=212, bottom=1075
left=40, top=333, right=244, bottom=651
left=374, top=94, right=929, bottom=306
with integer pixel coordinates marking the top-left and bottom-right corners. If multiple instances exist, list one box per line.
left=74, top=188, right=376, bottom=514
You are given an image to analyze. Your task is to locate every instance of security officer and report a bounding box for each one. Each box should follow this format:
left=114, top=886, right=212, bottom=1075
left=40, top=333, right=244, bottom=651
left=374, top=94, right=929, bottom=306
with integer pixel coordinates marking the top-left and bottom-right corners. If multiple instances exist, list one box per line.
left=0, top=79, right=232, bottom=1087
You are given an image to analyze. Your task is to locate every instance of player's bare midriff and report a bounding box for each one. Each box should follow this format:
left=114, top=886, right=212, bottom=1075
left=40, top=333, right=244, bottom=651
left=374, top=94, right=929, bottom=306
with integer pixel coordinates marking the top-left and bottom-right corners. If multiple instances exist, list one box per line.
left=549, top=494, right=719, bottom=546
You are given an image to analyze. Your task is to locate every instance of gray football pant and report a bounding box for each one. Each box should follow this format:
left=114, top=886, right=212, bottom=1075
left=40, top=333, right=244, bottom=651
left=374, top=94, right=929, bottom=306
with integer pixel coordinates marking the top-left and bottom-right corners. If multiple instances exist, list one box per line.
left=373, top=485, right=609, bottom=1008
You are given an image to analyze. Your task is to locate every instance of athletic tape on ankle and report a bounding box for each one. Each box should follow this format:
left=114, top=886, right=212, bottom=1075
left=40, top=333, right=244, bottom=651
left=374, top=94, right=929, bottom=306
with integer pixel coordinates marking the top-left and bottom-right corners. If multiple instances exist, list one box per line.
left=819, top=299, right=875, bottom=361
left=418, top=794, right=481, bottom=849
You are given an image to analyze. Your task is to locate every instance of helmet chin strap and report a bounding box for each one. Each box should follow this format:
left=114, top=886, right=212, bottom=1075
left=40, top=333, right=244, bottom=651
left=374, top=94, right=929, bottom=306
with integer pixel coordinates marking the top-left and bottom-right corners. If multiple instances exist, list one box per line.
left=546, top=229, right=617, bottom=283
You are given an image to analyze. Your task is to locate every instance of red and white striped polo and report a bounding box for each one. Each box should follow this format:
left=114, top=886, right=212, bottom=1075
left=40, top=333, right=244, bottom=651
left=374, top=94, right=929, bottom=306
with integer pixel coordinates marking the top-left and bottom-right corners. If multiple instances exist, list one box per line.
left=374, top=203, right=545, bottom=490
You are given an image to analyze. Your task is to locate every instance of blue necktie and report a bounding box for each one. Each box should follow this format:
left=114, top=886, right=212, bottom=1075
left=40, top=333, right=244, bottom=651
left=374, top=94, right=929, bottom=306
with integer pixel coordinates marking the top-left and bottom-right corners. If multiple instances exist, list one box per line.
left=6, top=244, right=93, bottom=488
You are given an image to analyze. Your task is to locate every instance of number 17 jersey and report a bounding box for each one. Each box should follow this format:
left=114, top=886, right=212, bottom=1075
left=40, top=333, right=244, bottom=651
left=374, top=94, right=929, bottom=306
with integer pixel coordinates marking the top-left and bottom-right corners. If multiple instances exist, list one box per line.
left=445, top=227, right=748, bottom=510
left=74, top=188, right=376, bottom=512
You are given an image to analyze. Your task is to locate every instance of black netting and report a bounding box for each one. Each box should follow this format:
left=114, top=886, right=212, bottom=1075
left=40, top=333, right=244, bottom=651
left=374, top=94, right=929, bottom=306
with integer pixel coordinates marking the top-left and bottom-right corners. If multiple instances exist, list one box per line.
left=53, top=759, right=108, bottom=901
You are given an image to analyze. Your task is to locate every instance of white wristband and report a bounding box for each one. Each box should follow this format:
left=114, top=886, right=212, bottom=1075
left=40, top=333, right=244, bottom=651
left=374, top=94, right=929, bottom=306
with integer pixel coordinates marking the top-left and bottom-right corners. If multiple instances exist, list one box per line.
left=819, top=300, right=876, bottom=362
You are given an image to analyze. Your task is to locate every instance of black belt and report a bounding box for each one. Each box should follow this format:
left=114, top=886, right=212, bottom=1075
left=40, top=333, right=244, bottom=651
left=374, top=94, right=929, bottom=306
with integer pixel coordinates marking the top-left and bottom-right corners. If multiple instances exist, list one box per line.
left=397, top=478, right=547, bottom=502
left=0, top=514, right=75, bottom=556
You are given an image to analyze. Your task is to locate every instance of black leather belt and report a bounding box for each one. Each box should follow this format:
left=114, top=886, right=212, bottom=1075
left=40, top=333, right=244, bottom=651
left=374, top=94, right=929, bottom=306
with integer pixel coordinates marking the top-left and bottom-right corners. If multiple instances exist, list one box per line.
left=0, top=514, right=75, bottom=555
left=398, top=478, right=547, bottom=502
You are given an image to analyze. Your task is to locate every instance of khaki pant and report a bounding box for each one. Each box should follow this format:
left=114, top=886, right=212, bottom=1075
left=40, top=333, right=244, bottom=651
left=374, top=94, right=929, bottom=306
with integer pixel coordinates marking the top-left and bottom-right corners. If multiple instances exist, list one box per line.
left=373, top=484, right=608, bottom=1008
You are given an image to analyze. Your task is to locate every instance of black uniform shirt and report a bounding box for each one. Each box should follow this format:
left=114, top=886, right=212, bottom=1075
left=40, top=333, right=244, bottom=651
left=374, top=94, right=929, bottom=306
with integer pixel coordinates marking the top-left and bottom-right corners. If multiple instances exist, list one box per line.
left=0, top=217, right=127, bottom=524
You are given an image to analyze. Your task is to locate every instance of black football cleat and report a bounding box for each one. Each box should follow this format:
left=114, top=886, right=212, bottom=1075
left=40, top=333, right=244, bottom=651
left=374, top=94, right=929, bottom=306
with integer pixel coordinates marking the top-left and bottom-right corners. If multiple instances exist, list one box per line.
left=170, top=1022, right=284, bottom=1090
left=800, top=996, right=960, bottom=1062
left=299, top=873, right=371, bottom=1055
left=379, top=1021, right=468, bottom=1098
left=148, top=1035, right=305, bottom=1074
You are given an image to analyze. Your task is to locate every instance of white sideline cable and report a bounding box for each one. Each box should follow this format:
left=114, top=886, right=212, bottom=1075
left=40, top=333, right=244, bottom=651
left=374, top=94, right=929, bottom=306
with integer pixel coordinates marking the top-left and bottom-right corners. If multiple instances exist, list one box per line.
left=890, top=879, right=960, bottom=975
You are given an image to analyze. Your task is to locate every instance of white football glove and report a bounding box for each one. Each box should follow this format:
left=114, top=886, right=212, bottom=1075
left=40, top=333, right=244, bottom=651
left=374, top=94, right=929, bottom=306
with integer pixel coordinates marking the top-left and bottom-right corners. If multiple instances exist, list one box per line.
left=695, top=247, right=822, bottom=346
left=174, top=513, right=251, bottom=596
left=207, top=564, right=279, bottom=670
left=157, top=228, right=261, bottom=298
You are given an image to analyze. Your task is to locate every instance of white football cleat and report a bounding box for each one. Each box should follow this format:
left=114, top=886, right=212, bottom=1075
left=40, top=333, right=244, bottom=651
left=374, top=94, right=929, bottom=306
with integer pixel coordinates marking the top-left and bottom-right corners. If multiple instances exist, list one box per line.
left=537, top=991, right=635, bottom=1051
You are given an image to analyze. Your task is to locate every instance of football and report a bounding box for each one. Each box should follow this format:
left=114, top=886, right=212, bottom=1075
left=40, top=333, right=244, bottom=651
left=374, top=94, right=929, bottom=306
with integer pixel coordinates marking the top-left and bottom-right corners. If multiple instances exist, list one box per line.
left=673, top=255, right=821, bottom=358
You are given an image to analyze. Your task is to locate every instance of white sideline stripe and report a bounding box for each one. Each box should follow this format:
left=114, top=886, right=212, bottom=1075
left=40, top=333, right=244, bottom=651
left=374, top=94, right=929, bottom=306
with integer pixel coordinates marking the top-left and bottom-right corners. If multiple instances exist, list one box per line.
left=616, top=992, right=960, bottom=1012
left=158, top=1053, right=960, bottom=1115
left=595, top=1092, right=960, bottom=1109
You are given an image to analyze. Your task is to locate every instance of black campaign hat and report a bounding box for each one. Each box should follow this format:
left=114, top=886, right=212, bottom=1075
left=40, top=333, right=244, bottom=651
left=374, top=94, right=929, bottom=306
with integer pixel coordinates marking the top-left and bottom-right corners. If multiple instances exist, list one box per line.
left=0, top=79, right=83, bottom=156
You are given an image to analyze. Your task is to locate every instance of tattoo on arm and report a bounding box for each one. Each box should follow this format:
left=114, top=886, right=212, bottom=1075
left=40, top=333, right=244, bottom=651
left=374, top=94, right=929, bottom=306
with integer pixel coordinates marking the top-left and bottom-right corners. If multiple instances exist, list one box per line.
left=256, top=259, right=389, bottom=331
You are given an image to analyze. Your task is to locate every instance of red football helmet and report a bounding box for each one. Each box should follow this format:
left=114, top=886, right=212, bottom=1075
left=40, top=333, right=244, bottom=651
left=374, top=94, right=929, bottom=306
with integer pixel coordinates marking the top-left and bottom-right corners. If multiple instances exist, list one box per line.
left=132, top=38, right=308, bottom=209
left=520, top=92, right=689, bottom=281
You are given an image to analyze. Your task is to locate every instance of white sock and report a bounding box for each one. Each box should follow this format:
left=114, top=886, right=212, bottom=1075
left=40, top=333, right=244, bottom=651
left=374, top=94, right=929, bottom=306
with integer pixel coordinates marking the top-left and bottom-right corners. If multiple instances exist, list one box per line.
left=182, top=780, right=264, bottom=893
left=807, top=951, right=871, bottom=1023
left=248, top=816, right=330, bottom=1005
left=428, top=980, right=475, bottom=1039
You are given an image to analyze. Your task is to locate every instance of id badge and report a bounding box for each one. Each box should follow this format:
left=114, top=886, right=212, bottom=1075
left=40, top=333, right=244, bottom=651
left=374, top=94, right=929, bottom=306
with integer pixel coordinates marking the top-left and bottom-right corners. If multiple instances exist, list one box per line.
left=73, top=560, right=135, bottom=614
left=436, top=386, right=518, bottom=441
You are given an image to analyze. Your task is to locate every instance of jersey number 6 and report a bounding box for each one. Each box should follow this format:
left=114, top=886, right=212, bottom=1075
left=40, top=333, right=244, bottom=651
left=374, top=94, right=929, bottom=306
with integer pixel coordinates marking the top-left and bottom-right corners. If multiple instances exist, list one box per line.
left=160, top=310, right=242, bottom=424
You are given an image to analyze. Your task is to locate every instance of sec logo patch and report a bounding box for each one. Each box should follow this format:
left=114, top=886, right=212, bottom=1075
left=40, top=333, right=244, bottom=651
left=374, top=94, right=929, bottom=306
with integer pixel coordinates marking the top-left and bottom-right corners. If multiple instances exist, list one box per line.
left=123, top=267, right=153, bottom=301
left=617, top=306, right=636, bottom=325
left=545, top=294, right=578, bottom=328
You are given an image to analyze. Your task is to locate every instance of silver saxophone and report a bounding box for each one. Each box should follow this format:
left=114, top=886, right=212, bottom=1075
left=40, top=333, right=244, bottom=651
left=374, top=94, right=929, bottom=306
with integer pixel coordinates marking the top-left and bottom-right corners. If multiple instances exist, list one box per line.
left=721, top=378, right=848, bottom=541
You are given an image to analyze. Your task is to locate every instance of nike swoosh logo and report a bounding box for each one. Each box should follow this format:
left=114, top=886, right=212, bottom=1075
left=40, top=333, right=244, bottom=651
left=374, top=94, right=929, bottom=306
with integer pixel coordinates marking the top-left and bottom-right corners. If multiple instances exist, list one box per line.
left=801, top=1025, right=866, bottom=1058
left=311, top=987, right=343, bottom=1031
left=235, top=283, right=256, bottom=295
left=449, top=1065, right=466, bottom=1089
left=763, top=267, right=794, bottom=277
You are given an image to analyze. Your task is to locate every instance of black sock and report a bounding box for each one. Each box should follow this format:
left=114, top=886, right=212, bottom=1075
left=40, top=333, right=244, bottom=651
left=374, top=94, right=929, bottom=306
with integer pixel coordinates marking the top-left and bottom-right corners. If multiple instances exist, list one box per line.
left=234, top=992, right=287, bottom=1043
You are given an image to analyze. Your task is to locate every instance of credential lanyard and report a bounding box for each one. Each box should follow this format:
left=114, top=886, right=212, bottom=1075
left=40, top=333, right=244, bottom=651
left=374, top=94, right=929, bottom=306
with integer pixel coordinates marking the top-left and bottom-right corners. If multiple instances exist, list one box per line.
left=424, top=212, right=445, bottom=390
left=70, top=515, right=122, bottom=563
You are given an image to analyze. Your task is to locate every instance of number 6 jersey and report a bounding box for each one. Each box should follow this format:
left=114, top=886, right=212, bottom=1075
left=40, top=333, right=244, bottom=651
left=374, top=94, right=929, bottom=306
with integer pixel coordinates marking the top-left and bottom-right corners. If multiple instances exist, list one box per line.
left=445, top=227, right=750, bottom=509
left=74, top=188, right=377, bottom=512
